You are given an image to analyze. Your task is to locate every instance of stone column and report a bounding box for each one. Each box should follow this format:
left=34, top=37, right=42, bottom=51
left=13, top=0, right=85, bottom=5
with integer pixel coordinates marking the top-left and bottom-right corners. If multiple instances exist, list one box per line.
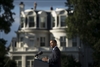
left=57, top=38, right=60, bottom=47
left=22, top=55, right=26, bottom=67
left=58, top=15, right=61, bottom=28
left=24, top=21, right=25, bottom=28
left=66, top=38, right=68, bottom=47
left=55, top=16, right=58, bottom=28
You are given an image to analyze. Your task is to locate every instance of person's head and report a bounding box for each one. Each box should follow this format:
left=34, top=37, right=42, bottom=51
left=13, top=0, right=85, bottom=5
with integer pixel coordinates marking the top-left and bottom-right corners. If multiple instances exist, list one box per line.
left=50, top=40, right=57, bottom=48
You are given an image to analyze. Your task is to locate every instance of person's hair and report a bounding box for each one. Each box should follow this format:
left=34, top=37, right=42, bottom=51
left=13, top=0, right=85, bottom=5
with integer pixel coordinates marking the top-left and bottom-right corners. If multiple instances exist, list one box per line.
left=51, top=40, right=57, bottom=44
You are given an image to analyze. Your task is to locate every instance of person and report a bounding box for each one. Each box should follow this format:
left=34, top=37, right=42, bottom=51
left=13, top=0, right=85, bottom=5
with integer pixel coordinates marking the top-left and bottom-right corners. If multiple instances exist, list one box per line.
left=42, top=40, right=61, bottom=67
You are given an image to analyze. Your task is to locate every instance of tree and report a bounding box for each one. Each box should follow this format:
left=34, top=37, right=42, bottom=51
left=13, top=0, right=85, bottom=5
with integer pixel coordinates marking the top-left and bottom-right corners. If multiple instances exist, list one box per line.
left=0, top=39, right=7, bottom=67
left=0, top=38, right=17, bottom=67
left=0, top=0, right=15, bottom=34
left=65, top=0, right=100, bottom=67
left=4, top=57, right=17, bottom=67
left=61, top=54, right=81, bottom=67
left=0, top=0, right=15, bottom=67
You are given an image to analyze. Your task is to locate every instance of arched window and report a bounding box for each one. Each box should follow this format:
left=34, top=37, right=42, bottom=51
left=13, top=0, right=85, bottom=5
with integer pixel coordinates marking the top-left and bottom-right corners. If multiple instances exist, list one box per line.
left=38, top=11, right=47, bottom=29
left=27, top=11, right=37, bottom=28
left=60, top=15, right=66, bottom=27
left=29, top=16, right=35, bottom=27
left=51, top=16, right=55, bottom=27
left=60, top=36, right=66, bottom=46
left=40, top=37, right=45, bottom=46
left=40, top=17, right=46, bottom=28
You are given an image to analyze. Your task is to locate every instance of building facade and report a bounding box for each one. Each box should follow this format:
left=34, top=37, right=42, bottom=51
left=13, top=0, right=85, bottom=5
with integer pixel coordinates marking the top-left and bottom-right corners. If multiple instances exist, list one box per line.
left=8, top=2, right=93, bottom=67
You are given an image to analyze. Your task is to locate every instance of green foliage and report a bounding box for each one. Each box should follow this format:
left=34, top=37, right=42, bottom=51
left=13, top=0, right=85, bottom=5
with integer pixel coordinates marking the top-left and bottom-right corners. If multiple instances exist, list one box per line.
left=0, top=39, right=7, bottom=67
left=0, top=39, right=7, bottom=56
left=92, top=51, right=100, bottom=67
left=66, top=0, right=100, bottom=45
left=0, top=0, right=15, bottom=34
left=4, top=57, right=17, bottom=67
left=0, top=0, right=15, bottom=67
left=0, top=39, right=17, bottom=67
left=65, top=0, right=100, bottom=67
left=61, top=54, right=81, bottom=67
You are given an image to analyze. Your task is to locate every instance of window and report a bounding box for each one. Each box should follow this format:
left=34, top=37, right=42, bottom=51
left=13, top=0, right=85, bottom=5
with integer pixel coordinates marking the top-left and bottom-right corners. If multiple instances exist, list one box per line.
left=15, top=41, right=16, bottom=47
left=18, top=61, right=22, bottom=66
left=20, top=42, right=23, bottom=47
left=17, top=61, right=22, bottom=67
left=60, top=36, right=66, bottom=46
left=60, top=10, right=65, bottom=14
left=50, top=36, right=55, bottom=40
left=20, top=37, right=24, bottom=47
left=25, top=17, right=28, bottom=27
left=26, top=61, right=33, bottom=67
left=28, top=11, right=33, bottom=15
left=40, top=17, right=46, bottom=28
left=21, top=23, right=24, bottom=28
left=21, top=17, right=25, bottom=23
left=29, top=16, right=35, bottom=27
left=72, top=37, right=77, bottom=47
left=61, top=16, right=66, bottom=27
left=29, top=40, right=34, bottom=46
left=31, top=61, right=34, bottom=66
left=20, top=37, right=23, bottom=42
left=26, top=61, right=30, bottom=67
left=57, top=16, right=59, bottom=26
left=29, top=36, right=35, bottom=46
left=51, top=17, right=55, bottom=27
left=29, top=36, right=35, bottom=41
left=26, top=56, right=34, bottom=67
left=40, top=37, right=45, bottom=46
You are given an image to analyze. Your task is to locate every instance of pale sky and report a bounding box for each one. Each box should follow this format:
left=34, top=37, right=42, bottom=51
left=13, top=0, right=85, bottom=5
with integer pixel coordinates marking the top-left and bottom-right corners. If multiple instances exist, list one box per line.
left=2, top=0, right=67, bottom=46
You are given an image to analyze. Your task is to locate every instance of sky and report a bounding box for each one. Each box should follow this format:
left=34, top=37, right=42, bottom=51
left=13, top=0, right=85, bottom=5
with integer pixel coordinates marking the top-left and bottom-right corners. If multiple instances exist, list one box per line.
left=2, top=0, right=67, bottom=46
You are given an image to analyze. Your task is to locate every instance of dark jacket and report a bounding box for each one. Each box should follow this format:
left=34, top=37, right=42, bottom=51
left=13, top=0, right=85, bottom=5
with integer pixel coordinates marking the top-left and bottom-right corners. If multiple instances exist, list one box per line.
left=49, top=47, right=61, bottom=67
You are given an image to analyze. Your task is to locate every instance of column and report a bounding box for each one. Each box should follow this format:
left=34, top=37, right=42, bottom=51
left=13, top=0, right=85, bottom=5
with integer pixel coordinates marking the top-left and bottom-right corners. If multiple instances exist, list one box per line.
left=27, top=17, right=29, bottom=28
left=22, top=55, right=26, bottom=67
left=18, top=34, right=20, bottom=48
left=34, top=16, right=37, bottom=28
left=58, top=15, right=61, bottom=28
left=24, top=21, right=25, bottom=29
left=10, top=41, right=13, bottom=51
left=55, top=16, right=57, bottom=28
left=57, top=38, right=60, bottom=47
left=66, top=38, right=68, bottom=47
